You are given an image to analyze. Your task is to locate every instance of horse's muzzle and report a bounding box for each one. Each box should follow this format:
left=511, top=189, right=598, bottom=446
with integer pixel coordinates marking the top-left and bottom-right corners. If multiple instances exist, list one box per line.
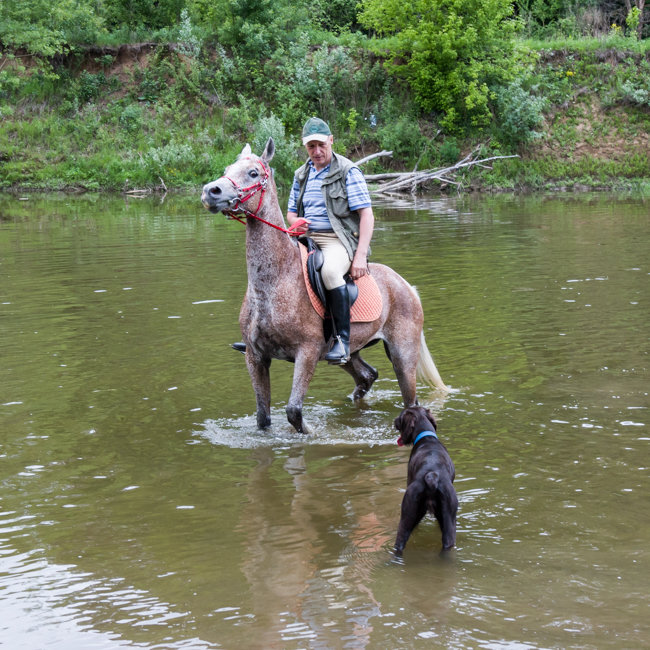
left=201, top=179, right=238, bottom=213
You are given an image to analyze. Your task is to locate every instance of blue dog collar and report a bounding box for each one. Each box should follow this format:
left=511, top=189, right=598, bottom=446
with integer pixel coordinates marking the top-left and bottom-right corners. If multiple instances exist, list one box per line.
left=413, top=430, right=438, bottom=446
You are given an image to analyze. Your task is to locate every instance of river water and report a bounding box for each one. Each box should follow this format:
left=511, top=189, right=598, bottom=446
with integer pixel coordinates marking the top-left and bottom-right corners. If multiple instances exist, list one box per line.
left=0, top=191, right=648, bottom=649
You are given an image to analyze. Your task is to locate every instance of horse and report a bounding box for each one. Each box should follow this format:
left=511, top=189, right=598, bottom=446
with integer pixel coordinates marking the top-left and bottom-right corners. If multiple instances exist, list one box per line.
left=201, top=138, right=447, bottom=434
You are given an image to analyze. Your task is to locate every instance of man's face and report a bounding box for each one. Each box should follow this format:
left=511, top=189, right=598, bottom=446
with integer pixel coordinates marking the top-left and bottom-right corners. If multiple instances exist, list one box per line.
left=305, top=136, right=333, bottom=170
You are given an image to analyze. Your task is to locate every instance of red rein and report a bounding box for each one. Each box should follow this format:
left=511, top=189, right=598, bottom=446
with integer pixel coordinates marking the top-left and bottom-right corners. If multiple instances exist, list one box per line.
left=222, top=158, right=301, bottom=236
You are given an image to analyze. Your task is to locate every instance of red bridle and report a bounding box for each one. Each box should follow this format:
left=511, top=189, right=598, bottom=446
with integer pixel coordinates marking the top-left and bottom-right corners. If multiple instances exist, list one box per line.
left=222, top=157, right=301, bottom=236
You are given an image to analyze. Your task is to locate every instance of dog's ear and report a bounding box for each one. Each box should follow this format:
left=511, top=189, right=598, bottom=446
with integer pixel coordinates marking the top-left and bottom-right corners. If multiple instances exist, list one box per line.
left=425, top=408, right=438, bottom=431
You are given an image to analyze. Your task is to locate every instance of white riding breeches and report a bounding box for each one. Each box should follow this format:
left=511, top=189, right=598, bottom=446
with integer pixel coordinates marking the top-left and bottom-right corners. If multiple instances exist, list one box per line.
left=307, top=232, right=351, bottom=290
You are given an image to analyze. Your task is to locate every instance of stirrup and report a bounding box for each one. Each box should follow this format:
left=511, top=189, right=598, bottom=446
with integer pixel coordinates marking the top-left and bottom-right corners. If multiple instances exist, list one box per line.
left=325, top=335, right=350, bottom=365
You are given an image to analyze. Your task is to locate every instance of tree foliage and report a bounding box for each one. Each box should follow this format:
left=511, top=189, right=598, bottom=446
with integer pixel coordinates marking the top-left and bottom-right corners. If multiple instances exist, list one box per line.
left=0, top=0, right=104, bottom=56
left=187, top=0, right=310, bottom=55
left=103, top=0, right=186, bottom=31
left=359, top=0, right=524, bottom=132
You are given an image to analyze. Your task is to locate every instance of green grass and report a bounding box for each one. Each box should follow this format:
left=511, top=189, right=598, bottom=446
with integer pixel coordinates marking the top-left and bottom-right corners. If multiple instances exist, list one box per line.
left=522, top=34, right=650, bottom=55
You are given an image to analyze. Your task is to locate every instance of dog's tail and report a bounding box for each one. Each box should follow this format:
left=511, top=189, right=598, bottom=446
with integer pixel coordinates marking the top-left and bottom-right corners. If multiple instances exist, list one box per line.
left=424, top=471, right=440, bottom=490
left=425, top=471, right=456, bottom=499
left=409, top=285, right=448, bottom=391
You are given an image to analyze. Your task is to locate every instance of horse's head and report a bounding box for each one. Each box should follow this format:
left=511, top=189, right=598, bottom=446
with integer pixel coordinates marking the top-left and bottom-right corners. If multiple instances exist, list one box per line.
left=201, top=138, right=275, bottom=215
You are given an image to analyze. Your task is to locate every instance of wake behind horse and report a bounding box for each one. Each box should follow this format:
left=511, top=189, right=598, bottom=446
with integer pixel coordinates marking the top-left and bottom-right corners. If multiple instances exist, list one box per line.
left=201, top=138, right=447, bottom=434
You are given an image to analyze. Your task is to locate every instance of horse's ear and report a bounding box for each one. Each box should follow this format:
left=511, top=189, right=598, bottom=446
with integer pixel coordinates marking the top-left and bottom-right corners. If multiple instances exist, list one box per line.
left=261, top=137, right=275, bottom=163
left=240, top=143, right=252, bottom=158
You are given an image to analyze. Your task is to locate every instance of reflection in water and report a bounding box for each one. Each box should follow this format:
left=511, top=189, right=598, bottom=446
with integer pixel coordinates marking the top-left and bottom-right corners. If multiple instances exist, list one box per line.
left=0, top=192, right=648, bottom=648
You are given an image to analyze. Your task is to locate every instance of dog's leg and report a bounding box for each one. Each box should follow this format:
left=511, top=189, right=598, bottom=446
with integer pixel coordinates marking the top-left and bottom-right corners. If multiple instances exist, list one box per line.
left=435, top=484, right=459, bottom=550
left=394, top=482, right=427, bottom=555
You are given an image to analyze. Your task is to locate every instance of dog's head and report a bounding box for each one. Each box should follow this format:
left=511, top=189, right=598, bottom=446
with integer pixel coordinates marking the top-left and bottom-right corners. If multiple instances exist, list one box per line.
left=394, top=406, right=437, bottom=447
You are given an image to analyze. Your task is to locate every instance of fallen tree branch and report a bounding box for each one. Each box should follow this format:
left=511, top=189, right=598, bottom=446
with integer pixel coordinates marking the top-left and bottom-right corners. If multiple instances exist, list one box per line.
left=354, top=150, right=393, bottom=166
left=364, top=146, right=519, bottom=195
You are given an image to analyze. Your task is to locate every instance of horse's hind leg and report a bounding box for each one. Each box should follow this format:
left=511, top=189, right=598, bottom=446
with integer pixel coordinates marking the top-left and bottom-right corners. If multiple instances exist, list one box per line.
left=384, top=339, right=419, bottom=407
left=246, top=353, right=272, bottom=428
left=342, top=352, right=379, bottom=400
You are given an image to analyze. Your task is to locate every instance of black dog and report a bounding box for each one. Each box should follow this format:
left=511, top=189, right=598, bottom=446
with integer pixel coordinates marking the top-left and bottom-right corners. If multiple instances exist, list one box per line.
left=393, top=406, right=458, bottom=554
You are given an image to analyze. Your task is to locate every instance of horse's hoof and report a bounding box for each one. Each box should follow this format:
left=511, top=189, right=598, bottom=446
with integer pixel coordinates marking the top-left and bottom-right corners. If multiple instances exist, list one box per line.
left=257, top=414, right=272, bottom=428
left=352, top=386, right=369, bottom=400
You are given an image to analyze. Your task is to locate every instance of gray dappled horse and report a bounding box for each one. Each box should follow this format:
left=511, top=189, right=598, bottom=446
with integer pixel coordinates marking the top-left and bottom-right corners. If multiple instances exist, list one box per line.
left=201, top=138, right=447, bottom=434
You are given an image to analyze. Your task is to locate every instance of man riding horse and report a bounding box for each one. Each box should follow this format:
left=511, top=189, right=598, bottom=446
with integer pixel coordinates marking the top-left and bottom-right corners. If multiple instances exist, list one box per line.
left=202, top=134, right=446, bottom=433
left=287, top=117, right=375, bottom=364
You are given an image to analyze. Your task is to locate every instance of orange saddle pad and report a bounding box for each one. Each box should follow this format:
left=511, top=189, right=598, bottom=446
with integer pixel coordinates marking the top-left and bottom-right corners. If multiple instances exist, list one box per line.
left=299, top=243, right=383, bottom=322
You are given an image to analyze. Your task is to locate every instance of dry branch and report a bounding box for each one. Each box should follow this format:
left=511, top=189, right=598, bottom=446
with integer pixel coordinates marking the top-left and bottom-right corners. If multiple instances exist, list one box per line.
left=358, top=145, right=519, bottom=195
left=354, top=150, right=394, bottom=166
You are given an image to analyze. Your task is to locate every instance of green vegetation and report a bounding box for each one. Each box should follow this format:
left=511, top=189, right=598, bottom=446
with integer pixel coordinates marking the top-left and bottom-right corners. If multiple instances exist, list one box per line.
left=360, top=0, right=525, bottom=131
left=0, top=0, right=648, bottom=192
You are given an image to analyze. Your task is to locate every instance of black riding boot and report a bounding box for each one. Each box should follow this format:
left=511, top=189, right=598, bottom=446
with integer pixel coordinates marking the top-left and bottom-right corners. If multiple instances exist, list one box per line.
left=324, top=285, right=351, bottom=364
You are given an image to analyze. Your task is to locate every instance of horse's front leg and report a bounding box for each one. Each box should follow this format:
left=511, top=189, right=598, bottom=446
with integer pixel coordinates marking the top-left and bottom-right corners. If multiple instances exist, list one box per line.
left=286, top=346, right=320, bottom=434
left=342, top=352, right=379, bottom=401
left=245, top=352, right=272, bottom=428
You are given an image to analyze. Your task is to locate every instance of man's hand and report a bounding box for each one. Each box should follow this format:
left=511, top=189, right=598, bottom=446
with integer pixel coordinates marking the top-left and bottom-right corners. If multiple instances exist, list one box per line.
left=287, top=212, right=310, bottom=234
left=350, top=250, right=369, bottom=279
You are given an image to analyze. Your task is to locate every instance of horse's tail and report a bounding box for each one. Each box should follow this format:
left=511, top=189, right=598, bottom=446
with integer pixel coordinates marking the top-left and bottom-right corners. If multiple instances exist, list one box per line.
left=417, top=330, right=448, bottom=391
left=410, top=285, right=448, bottom=392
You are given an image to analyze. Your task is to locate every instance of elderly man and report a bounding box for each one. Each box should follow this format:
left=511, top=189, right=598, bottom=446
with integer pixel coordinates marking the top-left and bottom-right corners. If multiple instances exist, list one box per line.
left=287, top=117, right=375, bottom=364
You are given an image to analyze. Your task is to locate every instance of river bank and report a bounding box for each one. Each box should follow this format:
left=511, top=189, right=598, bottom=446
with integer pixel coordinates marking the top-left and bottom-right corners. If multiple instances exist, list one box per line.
left=1, top=40, right=649, bottom=194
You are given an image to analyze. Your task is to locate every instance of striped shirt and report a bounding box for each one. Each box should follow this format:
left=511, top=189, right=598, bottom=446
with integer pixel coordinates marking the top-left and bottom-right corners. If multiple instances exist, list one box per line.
left=287, top=161, right=371, bottom=232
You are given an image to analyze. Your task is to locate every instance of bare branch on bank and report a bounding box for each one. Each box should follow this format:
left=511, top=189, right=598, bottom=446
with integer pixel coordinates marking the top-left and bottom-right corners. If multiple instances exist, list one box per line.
left=356, top=146, right=519, bottom=194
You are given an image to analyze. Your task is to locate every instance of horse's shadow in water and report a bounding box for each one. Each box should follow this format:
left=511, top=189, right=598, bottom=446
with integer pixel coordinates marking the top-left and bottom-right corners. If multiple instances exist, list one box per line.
left=201, top=138, right=448, bottom=434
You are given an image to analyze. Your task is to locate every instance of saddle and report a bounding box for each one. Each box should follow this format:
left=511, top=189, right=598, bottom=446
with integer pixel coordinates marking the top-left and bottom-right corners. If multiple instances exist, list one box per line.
left=231, top=238, right=383, bottom=355
left=297, top=237, right=382, bottom=338
left=298, top=236, right=358, bottom=310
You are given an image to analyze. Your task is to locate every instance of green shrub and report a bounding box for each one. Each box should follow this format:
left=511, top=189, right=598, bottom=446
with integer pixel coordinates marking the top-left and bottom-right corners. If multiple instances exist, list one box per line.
left=493, top=77, right=547, bottom=145
left=0, top=56, right=24, bottom=99
left=251, top=113, right=297, bottom=179
left=119, top=104, right=145, bottom=133
left=0, top=0, right=104, bottom=56
left=376, top=115, right=425, bottom=162
left=360, top=0, right=525, bottom=133
left=77, top=71, right=107, bottom=103
left=438, top=138, right=462, bottom=165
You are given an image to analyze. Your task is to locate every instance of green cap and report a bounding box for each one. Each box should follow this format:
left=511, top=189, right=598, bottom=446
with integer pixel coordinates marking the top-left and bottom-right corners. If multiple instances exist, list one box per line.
left=302, top=117, right=331, bottom=145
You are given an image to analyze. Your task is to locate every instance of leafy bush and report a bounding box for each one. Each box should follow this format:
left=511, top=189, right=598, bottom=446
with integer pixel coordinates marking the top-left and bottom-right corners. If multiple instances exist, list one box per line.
left=0, top=56, right=25, bottom=100
left=438, top=137, right=462, bottom=165
left=77, top=71, right=108, bottom=103
left=493, top=78, right=547, bottom=145
left=252, top=113, right=297, bottom=179
left=119, top=104, right=145, bottom=133
left=0, top=0, right=104, bottom=56
left=360, top=0, right=525, bottom=133
left=376, top=115, right=425, bottom=162
left=177, top=9, right=203, bottom=58
left=138, top=139, right=214, bottom=185
left=103, top=0, right=185, bottom=31
left=620, top=80, right=650, bottom=107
